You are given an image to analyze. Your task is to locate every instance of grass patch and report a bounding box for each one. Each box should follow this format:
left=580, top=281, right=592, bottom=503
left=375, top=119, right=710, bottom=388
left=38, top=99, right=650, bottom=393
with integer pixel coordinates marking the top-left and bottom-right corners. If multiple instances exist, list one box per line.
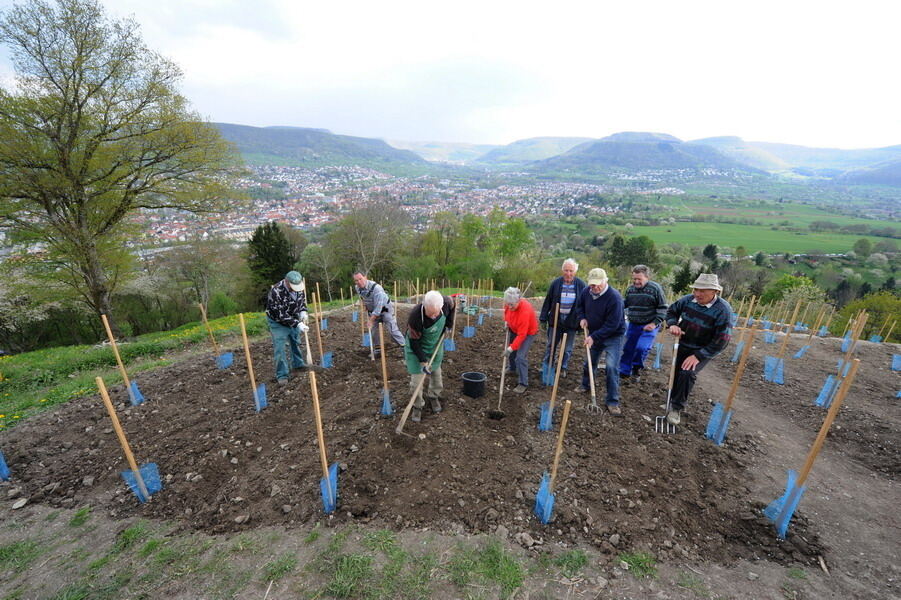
left=137, top=538, right=165, bottom=558
left=362, top=529, right=398, bottom=554
left=0, top=540, right=42, bottom=573
left=68, top=506, right=91, bottom=527
left=553, top=549, right=588, bottom=578
left=114, top=522, right=149, bottom=552
left=304, top=523, right=321, bottom=545
left=677, top=571, right=712, bottom=597
left=47, top=584, right=92, bottom=600
left=229, top=533, right=261, bottom=554
left=262, top=552, right=298, bottom=582
left=324, top=553, right=374, bottom=598
left=786, top=567, right=807, bottom=579
left=619, top=551, right=658, bottom=578
left=447, top=541, right=524, bottom=599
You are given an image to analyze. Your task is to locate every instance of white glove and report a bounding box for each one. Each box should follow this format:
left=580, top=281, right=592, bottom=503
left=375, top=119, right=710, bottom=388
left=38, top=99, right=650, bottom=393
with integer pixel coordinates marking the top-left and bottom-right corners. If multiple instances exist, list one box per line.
left=300, top=311, right=309, bottom=324
left=297, top=322, right=309, bottom=333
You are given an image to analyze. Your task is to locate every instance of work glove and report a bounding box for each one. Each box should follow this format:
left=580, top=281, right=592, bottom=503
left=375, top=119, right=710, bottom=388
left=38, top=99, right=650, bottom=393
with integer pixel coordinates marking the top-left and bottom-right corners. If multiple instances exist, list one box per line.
left=297, top=322, right=309, bottom=333
left=420, top=362, right=432, bottom=375
left=504, top=346, right=514, bottom=356
left=300, top=311, right=309, bottom=324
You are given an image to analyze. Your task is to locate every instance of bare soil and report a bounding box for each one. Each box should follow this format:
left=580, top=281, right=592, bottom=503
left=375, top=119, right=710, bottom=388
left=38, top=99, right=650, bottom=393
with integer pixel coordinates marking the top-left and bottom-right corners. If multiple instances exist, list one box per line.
left=2, top=302, right=899, bottom=598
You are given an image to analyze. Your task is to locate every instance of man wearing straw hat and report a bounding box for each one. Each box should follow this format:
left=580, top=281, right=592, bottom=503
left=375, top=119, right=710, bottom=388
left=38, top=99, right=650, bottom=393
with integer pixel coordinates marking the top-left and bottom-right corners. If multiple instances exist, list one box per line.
left=265, top=270, right=310, bottom=385
left=539, top=258, right=587, bottom=378
left=664, top=273, right=733, bottom=425
left=354, top=270, right=405, bottom=355
left=405, top=290, right=455, bottom=422
left=619, top=264, right=668, bottom=383
left=504, top=287, right=539, bottom=393
left=574, top=268, right=626, bottom=415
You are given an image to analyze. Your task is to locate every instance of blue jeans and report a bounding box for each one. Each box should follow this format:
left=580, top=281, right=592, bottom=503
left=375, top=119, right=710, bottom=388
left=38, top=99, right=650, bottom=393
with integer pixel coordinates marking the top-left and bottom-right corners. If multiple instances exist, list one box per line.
left=542, top=326, right=578, bottom=371
left=507, top=332, right=535, bottom=386
left=581, top=335, right=623, bottom=406
left=619, top=322, right=659, bottom=376
left=267, top=316, right=305, bottom=381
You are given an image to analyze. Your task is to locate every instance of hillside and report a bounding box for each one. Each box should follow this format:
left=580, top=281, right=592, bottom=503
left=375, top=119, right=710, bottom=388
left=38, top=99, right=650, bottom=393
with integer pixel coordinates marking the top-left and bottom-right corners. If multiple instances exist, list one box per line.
left=532, top=134, right=753, bottom=173
left=474, top=136, right=594, bottom=165
left=836, top=158, right=901, bottom=186
left=215, top=123, right=427, bottom=169
left=387, top=140, right=500, bottom=163
left=692, top=136, right=790, bottom=171
left=696, top=138, right=901, bottom=172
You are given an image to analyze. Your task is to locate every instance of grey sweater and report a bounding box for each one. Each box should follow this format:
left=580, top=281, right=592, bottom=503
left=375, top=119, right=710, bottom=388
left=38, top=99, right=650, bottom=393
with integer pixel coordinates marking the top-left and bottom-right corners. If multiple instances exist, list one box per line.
left=623, top=280, right=668, bottom=326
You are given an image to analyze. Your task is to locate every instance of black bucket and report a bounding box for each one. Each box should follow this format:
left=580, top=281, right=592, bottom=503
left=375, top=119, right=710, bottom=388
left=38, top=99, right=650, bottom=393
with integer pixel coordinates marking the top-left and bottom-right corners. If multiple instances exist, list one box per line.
left=462, top=372, right=486, bottom=398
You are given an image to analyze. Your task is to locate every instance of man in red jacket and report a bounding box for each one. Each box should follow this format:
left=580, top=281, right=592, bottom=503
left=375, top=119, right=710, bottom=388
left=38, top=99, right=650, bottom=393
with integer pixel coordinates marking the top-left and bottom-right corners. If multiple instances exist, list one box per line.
left=503, top=287, right=539, bottom=393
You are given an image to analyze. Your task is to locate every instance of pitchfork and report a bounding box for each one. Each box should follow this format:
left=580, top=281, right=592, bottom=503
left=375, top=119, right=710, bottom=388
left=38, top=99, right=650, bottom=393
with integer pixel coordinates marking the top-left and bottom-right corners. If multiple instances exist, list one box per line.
left=656, top=338, right=679, bottom=434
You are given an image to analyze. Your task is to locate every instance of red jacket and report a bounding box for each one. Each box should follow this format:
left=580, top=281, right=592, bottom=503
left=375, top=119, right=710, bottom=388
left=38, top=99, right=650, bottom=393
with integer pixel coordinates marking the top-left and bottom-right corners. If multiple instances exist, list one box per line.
left=504, top=300, right=539, bottom=350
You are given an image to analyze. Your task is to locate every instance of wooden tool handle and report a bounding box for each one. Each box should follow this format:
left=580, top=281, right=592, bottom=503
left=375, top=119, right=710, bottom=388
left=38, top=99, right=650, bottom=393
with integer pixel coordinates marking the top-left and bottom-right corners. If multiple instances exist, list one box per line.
left=313, top=293, right=325, bottom=360
left=724, top=323, right=759, bottom=412
left=238, top=314, right=257, bottom=394
left=583, top=327, right=596, bottom=401
left=497, top=346, right=508, bottom=411
left=198, top=303, right=221, bottom=355
left=308, top=370, right=335, bottom=506
left=797, top=359, right=860, bottom=487
left=359, top=298, right=366, bottom=336
left=549, top=400, right=573, bottom=492
left=396, top=334, right=445, bottom=435
left=379, top=323, right=389, bottom=392
left=549, top=302, right=560, bottom=358
left=548, top=333, right=567, bottom=412
left=96, top=376, right=148, bottom=500
left=100, top=314, right=131, bottom=388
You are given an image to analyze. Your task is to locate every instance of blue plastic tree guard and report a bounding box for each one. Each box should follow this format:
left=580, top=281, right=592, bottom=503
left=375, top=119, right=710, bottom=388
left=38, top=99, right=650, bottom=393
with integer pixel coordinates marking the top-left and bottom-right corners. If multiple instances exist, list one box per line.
left=704, top=403, right=733, bottom=446
left=320, top=463, right=339, bottom=514
left=764, top=469, right=806, bottom=539
left=121, top=462, right=163, bottom=503
left=534, top=471, right=555, bottom=524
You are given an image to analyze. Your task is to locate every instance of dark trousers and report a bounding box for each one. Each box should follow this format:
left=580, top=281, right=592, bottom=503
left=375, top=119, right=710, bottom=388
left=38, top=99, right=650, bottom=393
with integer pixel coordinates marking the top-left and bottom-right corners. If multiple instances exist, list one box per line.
left=669, top=344, right=711, bottom=411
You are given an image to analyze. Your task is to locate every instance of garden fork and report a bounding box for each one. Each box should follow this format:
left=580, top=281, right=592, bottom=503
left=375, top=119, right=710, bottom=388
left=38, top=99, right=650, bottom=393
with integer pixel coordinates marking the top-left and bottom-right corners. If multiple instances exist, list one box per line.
left=655, top=340, right=679, bottom=434
left=583, top=326, right=600, bottom=413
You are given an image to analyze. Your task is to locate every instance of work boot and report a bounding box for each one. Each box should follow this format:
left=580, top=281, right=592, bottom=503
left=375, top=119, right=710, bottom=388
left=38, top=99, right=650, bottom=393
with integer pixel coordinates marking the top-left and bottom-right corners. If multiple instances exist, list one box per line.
left=607, top=404, right=623, bottom=416
left=429, top=397, right=442, bottom=413
left=667, top=410, right=681, bottom=426
left=411, top=408, right=422, bottom=423
left=513, top=384, right=527, bottom=394
left=631, top=368, right=642, bottom=383
left=561, top=369, right=568, bottom=379
left=574, top=385, right=589, bottom=393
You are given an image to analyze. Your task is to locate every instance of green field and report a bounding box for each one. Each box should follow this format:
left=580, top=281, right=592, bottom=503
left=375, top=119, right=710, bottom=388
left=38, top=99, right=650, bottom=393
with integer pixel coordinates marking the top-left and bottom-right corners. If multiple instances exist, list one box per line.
left=630, top=222, right=888, bottom=254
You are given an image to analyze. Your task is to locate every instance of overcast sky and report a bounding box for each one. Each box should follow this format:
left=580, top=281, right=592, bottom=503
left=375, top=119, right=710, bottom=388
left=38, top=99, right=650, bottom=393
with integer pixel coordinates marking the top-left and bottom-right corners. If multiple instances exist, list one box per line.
left=0, top=0, right=898, bottom=148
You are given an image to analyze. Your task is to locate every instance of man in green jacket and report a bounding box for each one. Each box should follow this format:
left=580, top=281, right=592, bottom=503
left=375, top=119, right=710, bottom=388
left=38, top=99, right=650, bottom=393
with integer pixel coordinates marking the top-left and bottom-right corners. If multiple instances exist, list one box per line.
left=404, top=290, right=455, bottom=423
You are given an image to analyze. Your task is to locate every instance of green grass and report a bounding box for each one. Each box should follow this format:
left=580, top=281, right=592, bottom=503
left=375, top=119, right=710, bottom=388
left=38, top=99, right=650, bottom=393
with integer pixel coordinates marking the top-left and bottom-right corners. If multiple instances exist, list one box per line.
left=324, top=553, right=374, bottom=598
left=262, top=552, right=298, bottom=582
left=114, top=522, right=150, bottom=552
left=553, top=549, right=588, bottom=578
left=229, top=533, right=261, bottom=554
left=0, top=540, right=42, bottom=573
left=68, top=506, right=91, bottom=527
left=786, top=567, right=807, bottom=579
left=630, top=222, right=888, bottom=254
left=619, top=551, right=658, bottom=578
left=677, top=571, right=712, bottom=597
left=137, top=538, right=165, bottom=558
left=447, top=541, right=524, bottom=599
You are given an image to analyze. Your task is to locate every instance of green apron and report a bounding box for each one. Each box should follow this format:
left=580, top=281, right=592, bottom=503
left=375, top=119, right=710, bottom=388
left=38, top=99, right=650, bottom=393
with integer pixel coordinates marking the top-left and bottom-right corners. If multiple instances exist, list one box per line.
left=404, top=310, right=445, bottom=374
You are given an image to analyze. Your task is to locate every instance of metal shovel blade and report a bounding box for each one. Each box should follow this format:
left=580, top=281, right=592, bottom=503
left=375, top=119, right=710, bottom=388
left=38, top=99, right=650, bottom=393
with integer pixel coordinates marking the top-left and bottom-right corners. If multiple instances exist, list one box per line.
left=704, top=402, right=732, bottom=446
left=0, top=449, right=10, bottom=481
left=534, top=472, right=555, bottom=524
left=128, top=381, right=145, bottom=406
left=121, top=462, right=163, bottom=503
left=380, top=390, right=394, bottom=416
left=216, top=352, right=234, bottom=369
left=254, top=383, right=268, bottom=412
left=764, top=469, right=806, bottom=539
left=321, top=352, right=333, bottom=368
left=538, top=402, right=552, bottom=431
left=320, top=463, right=339, bottom=514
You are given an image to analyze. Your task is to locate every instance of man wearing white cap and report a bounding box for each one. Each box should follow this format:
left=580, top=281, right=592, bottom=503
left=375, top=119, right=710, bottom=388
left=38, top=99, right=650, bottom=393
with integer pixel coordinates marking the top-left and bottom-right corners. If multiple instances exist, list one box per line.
left=265, top=270, right=310, bottom=385
left=664, top=273, right=733, bottom=425
left=574, top=268, right=626, bottom=415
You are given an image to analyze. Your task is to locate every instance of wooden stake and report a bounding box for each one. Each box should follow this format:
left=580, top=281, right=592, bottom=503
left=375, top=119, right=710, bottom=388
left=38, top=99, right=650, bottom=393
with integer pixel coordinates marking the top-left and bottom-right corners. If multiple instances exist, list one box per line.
left=100, top=314, right=132, bottom=390
left=359, top=298, right=366, bottom=339
left=315, top=282, right=323, bottom=320
left=724, top=323, right=760, bottom=413
left=884, top=319, right=896, bottom=343
left=96, top=376, right=149, bottom=500
left=379, top=323, right=390, bottom=395
left=802, top=306, right=828, bottom=348
left=548, top=302, right=560, bottom=370
left=776, top=299, right=803, bottom=360
left=238, top=313, right=258, bottom=396
left=198, top=303, right=221, bottom=356
left=743, top=295, right=758, bottom=328
left=313, top=294, right=325, bottom=364
left=548, top=333, right=567, bottom=414
left=396, top=334, right=445, bottom=435
left=548, top=400, right=573, bottom=492
left=308, top=370, right=334, bottom=508
left=797, top=359, right=861, bottom=487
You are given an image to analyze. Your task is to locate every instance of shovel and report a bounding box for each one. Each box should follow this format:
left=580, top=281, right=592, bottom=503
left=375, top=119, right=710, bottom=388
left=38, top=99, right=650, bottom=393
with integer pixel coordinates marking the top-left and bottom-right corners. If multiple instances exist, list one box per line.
left=198, top=303, right=233, bottom=369
left=238, top=313, right=267, bottom=412
left=96, top=376, right=162, bottom=503
left=444, top=297, right=457, bottom=352
left=378, top=323, right=394, bottom=416
left=765, top=359, right=860, bottom=538
left=396, top=334, right=445, bottom=436
left=534, top=399, right=572, bottom=524
left=541, top=303, right=560, bottom=386
left=656, top=338, right=679, bottom=434
left=100, top=314, right=145, bottom=406
left=487, top=346, right=509, bottom=420
left=707, top=323, right=759, bottom=445
left=582, top=327, right=600, bottom=413
left=538, top=333, right=567, bottom=431
left=309, top=370, right=339, bottom=513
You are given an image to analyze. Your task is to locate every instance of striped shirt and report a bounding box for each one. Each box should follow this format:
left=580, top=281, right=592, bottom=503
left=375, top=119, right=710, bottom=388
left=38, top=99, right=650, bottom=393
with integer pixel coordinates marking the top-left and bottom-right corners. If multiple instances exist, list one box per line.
left=665, top=294, right=733, bottom=360
left=559, top=283, right=576, bottom=316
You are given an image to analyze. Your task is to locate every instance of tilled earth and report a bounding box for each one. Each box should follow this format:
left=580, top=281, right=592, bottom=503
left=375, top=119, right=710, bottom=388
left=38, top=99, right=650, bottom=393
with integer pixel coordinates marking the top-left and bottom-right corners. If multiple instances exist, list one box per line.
left=3, top=302, right=898, bottom=573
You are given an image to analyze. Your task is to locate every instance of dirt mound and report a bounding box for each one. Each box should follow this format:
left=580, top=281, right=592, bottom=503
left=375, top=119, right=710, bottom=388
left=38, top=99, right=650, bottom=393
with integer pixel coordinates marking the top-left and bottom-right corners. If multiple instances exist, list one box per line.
left=3, top=303, right=863, bottom=568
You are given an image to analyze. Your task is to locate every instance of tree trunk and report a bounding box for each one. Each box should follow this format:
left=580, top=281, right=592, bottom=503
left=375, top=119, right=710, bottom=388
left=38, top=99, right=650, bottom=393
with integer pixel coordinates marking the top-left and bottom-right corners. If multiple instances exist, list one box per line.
left=81, top=243, right=120, bottom=339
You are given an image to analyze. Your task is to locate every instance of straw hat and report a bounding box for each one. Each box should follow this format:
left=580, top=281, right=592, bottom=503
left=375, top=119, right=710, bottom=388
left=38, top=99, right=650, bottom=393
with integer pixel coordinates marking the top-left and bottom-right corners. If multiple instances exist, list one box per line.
left=691, top=273, right=722, bottom=291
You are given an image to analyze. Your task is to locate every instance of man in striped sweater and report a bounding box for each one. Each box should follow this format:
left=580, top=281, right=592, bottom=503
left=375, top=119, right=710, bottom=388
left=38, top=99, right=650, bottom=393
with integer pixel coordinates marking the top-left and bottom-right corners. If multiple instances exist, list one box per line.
left=619, top=265, right=668, bottom=383
left=664, top=273, right=733, bottom=426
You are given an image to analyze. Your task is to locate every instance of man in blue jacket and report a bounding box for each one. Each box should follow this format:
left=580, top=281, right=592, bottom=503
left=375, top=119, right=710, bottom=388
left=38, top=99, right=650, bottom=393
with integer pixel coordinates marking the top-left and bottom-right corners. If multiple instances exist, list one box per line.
left=664, top=273, right=733, bottom=425
left=539, top=258, right=587, bottom=378
left=574, top=268, right=626, bottom=415
left=619, top=264, right=668, bottom=383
